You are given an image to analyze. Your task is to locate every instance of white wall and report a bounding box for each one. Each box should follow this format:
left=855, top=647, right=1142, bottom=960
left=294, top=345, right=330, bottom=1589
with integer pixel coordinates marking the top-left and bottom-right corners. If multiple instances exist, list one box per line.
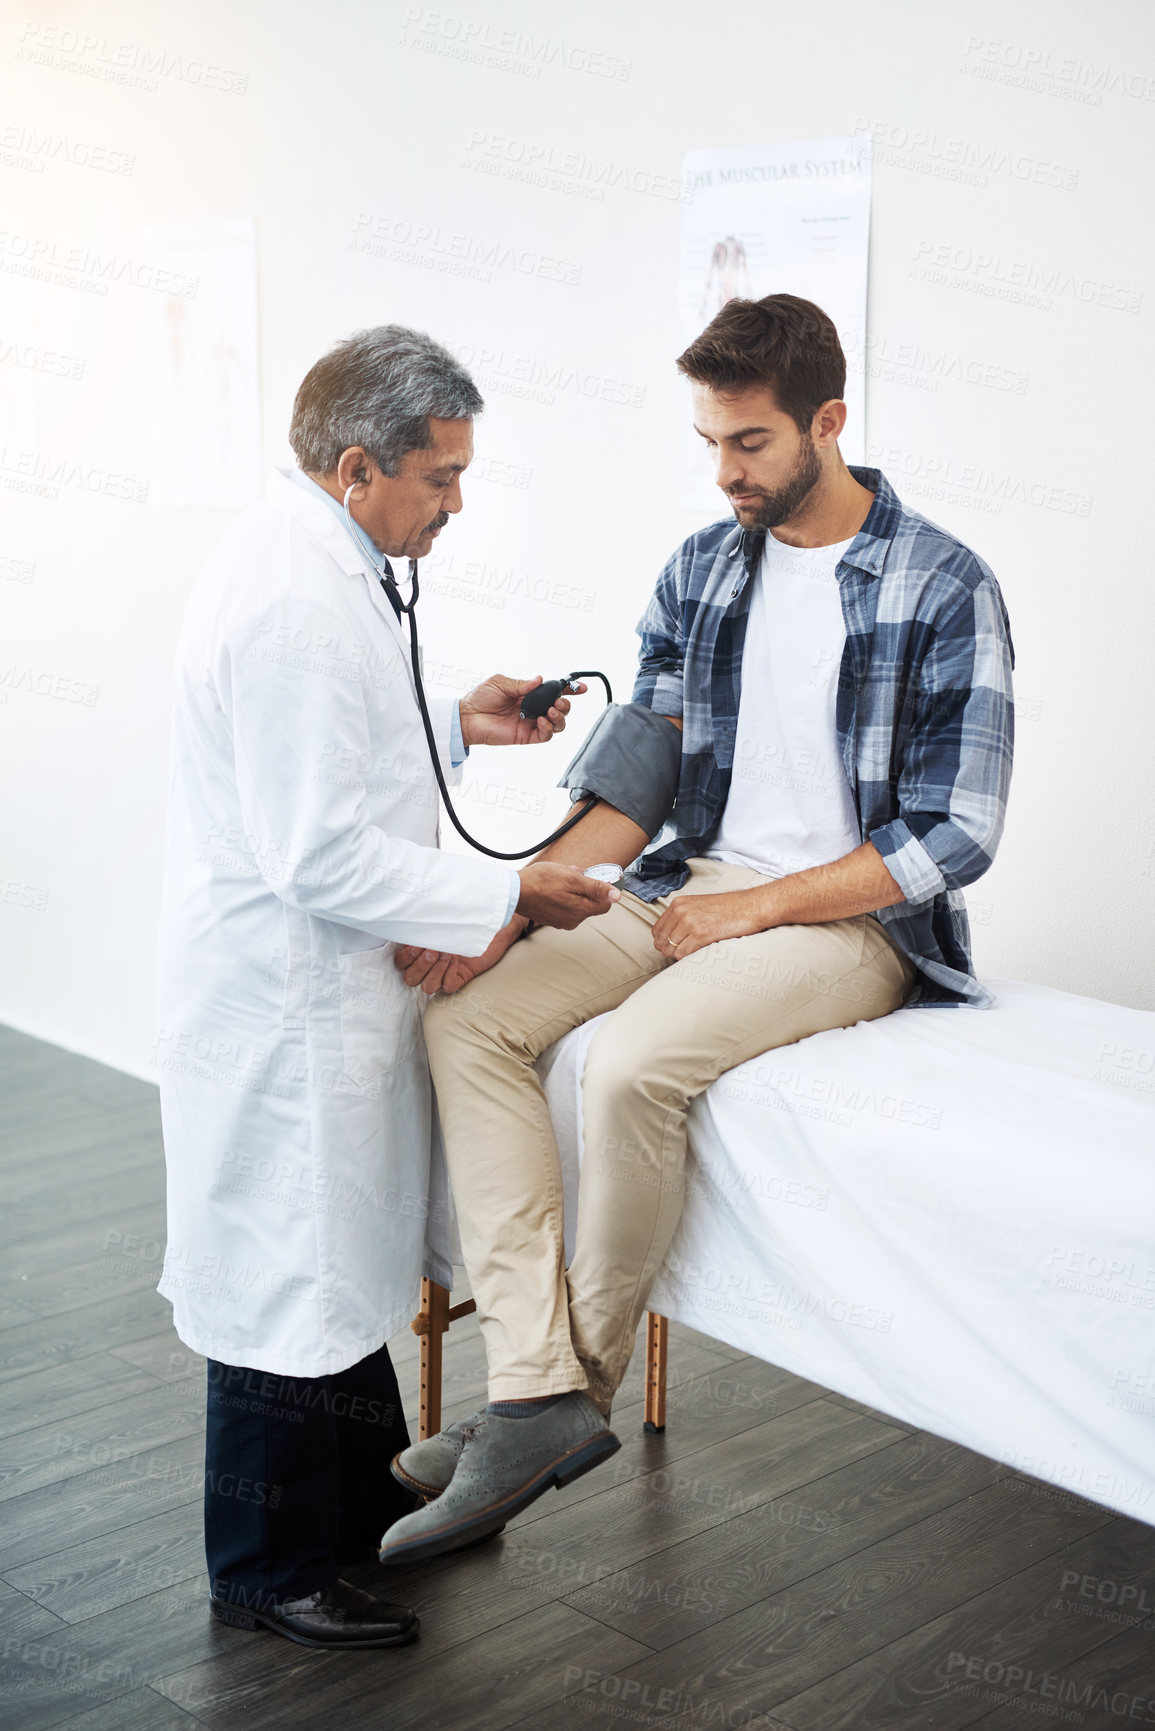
left=2, top=0, right=1152, bottom=1081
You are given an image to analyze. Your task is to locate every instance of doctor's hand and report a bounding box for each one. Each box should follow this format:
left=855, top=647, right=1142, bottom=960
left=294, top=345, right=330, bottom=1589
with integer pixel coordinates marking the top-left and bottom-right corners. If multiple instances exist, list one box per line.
left=459, top=675, right=585, bottom=748
left=393, top=917, right=526, bottom=996
left=516, top=861, right=619, bottom=929
left=392, top=866, right=617, bottom=996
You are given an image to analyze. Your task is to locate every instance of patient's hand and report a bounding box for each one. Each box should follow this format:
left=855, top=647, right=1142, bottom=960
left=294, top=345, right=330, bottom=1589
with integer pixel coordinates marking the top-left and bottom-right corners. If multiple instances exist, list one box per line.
left=393, top=915, right=527, bottom=995
left=650, top=889, right=763, bottom=959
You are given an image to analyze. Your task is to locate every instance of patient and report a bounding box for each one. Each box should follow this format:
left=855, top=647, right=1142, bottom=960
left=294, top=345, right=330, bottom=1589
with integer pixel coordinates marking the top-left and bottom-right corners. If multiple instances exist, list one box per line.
left=379, top=293, right=1015, bottom=1565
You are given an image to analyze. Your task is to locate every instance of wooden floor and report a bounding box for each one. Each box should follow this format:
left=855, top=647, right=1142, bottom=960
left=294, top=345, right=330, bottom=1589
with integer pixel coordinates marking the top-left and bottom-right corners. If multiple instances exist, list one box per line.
left=2, top=1022, right=1153, bottom=1731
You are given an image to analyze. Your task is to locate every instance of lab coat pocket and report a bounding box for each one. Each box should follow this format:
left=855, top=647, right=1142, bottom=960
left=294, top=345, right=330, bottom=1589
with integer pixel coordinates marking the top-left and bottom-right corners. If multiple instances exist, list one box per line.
left=336, top=943, right=420, bottom=1090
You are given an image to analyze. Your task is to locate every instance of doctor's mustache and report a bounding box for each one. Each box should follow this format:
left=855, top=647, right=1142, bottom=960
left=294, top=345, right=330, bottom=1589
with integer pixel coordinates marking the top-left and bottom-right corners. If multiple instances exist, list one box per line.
left=425, top=511, right=450, bottom=534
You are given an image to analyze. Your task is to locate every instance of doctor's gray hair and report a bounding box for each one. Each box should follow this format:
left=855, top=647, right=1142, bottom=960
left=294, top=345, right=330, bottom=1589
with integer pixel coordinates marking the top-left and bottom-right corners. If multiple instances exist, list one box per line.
left=289, top=325, right=484, bottom=477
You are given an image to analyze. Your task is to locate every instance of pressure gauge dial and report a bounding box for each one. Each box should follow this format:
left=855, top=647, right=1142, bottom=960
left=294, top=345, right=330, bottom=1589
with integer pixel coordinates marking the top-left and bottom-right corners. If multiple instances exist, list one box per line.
left=584, top=863, right=624, bottom=885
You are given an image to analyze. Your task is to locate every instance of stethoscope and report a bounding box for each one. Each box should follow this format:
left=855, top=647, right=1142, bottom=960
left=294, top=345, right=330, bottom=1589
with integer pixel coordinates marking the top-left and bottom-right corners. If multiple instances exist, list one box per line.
left=342, top=486, right=611, bottom=862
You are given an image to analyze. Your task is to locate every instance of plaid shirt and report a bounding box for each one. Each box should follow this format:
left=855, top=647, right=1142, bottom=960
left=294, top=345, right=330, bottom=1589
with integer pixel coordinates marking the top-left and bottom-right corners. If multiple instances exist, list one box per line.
left=622, top=467, right=1014, bottom=1008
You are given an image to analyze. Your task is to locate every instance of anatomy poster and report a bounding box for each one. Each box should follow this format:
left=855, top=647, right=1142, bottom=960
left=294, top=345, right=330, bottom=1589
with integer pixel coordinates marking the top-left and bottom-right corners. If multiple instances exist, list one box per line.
left=679, top=138, right=871, bottom=513
left=144, top=218, right=261, bottom=508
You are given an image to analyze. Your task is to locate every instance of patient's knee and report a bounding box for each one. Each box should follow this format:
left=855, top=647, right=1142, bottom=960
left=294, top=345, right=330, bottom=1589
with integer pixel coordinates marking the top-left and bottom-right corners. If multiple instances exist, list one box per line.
left=582, top=1025, right=662, bottom=1108
left=422, top=974, right=531, bottom=1064
left=422, top=980, right=492, bottom=1052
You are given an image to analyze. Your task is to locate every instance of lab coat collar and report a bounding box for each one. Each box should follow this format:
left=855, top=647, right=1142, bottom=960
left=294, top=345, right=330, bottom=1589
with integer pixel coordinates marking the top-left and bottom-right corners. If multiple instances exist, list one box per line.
left=268, top=467, right=406, bottom=645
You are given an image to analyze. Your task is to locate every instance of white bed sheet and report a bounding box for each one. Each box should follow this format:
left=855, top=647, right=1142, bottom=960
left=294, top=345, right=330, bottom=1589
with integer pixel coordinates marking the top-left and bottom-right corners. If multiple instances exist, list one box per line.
left=531, top=978, right=1155, bottom=1525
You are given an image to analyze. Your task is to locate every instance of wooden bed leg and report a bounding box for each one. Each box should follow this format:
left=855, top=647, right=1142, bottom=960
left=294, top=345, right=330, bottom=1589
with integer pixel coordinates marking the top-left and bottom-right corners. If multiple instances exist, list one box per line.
left=415, top=1277, right=449, bottom=1442
left=643, top=1311, right=668, bottom=1434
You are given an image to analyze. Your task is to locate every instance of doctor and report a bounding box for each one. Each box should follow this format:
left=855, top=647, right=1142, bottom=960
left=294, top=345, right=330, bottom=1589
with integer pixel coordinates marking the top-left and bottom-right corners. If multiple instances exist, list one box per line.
left=155, top=325, right=617, bottom=1650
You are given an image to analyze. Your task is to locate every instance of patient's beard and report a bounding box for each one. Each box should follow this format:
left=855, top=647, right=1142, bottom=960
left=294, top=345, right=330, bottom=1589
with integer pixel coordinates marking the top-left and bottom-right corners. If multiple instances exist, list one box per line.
left=730, top=433, right=822, bottom=531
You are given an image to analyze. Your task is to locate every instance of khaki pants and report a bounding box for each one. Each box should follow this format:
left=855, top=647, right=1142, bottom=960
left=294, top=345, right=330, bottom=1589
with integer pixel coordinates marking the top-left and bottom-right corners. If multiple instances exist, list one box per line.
left=422, top=856, right=917, bottom=1410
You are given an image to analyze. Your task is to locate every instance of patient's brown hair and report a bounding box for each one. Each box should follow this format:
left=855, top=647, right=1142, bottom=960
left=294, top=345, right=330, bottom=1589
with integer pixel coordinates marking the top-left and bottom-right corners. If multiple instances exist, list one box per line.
left=677, top=294, right=847, bottom=434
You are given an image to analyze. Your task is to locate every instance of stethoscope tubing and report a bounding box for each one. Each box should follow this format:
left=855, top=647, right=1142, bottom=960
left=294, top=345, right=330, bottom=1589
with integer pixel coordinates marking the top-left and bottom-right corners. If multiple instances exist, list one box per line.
left=342, top=490, right=601, bottom=860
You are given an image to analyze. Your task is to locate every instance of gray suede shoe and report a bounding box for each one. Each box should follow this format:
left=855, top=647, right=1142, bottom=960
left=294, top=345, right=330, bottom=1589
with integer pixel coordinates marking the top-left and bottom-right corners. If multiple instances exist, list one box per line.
left=391, top=1412, right=483, bottom=1499
left=378, top=1393, right=619, bottom=1566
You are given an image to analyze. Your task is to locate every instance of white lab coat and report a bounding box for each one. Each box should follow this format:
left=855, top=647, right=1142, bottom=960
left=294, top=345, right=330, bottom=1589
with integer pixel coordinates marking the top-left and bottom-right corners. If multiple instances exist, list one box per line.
left=156, top=470, right=515, bottom=1377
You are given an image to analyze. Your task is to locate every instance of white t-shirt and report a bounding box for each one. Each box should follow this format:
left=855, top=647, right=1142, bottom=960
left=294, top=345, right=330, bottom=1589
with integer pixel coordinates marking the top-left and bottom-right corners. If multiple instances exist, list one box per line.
left=705, top=532, right=861, bottom=879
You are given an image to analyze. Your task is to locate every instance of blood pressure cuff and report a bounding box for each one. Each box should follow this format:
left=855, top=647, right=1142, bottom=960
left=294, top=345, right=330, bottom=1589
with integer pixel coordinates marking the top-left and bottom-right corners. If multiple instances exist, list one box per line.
left=557, top=703, right=681, bottom=839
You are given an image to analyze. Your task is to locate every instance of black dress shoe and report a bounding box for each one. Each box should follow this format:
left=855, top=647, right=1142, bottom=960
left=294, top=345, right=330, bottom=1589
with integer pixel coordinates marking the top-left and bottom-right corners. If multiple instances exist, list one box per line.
left=210, top=1577, right=419, bottom=1648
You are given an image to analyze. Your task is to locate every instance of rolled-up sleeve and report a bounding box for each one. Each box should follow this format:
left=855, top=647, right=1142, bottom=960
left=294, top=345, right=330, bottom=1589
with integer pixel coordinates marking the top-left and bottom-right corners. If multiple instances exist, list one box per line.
left=631, top=555, right=685, bottom=718
left=870, top=577, right=1014, bottom=905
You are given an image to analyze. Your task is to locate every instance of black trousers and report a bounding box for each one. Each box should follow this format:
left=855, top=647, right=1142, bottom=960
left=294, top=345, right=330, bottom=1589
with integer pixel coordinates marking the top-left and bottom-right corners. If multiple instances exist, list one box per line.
left=204, top=1340, right=418, bottom=1609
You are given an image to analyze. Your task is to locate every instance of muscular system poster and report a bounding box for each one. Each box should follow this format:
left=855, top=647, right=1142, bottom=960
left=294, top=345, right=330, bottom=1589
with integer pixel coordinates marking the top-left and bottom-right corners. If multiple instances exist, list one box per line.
left=679, top=138, right=871, bottom=513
